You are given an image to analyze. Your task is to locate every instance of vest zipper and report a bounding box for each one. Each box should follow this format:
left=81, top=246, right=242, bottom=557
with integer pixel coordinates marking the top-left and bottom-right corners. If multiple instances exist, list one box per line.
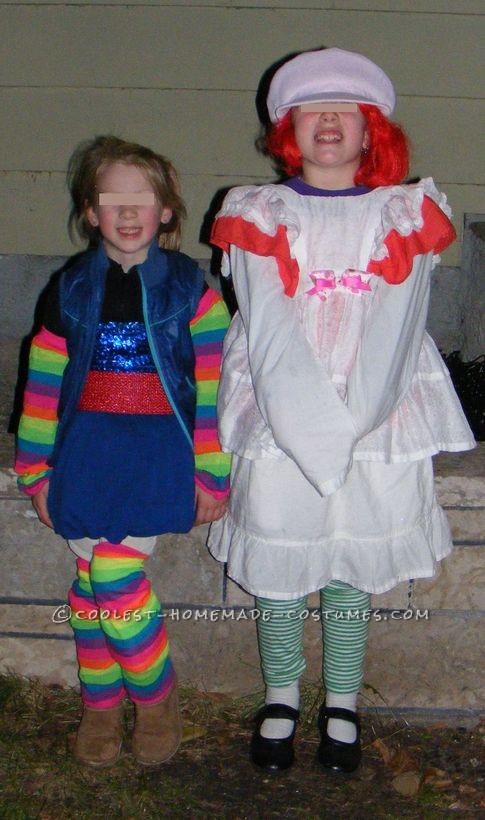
left=140, top=276, right=193, bottom=448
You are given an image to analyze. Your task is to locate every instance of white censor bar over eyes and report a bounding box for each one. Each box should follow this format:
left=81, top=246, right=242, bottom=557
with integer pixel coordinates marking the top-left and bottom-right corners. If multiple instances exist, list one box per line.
left=299, top=103, right=358, bottom=112
left=98, top=193, right=156, bottom=206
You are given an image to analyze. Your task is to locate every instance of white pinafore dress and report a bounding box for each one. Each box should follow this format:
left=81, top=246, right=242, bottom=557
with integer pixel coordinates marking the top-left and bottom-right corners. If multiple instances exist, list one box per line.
left=208, top=178, right=475, bottom=599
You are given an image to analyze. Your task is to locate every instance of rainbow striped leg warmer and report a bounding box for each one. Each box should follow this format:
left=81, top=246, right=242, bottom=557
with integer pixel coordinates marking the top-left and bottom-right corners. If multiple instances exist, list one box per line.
left=69, top=557, right=126, bottom=708
left=89, top=543, right=175, bottom=705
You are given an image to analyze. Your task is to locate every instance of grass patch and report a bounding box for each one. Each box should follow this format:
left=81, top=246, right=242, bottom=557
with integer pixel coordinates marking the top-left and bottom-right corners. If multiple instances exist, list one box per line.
left=0, top=673, right=483, bottom=819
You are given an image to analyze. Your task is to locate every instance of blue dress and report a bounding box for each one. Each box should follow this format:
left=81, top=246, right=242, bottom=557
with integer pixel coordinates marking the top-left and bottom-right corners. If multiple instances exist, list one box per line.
left=47, top=265, right=196, bottom=542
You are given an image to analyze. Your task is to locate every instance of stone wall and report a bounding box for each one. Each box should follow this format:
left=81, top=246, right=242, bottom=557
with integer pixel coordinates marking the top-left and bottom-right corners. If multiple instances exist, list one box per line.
left=0, top=433, right=483, bottom=722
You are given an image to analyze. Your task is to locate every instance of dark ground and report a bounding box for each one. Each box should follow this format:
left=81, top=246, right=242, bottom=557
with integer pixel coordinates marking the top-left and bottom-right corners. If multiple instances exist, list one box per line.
left=0, top=675, right=483, bottom=819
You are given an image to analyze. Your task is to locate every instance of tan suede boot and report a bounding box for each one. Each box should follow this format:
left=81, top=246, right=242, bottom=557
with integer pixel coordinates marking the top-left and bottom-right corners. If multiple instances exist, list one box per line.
left=132, top=683, right=182, bottom=765
left=73, top=704, right=123, bottom=767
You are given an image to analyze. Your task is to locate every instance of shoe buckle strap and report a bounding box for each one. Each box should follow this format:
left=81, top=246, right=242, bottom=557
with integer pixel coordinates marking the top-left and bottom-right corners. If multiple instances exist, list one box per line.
left=257, top=703, right=300, bottom=723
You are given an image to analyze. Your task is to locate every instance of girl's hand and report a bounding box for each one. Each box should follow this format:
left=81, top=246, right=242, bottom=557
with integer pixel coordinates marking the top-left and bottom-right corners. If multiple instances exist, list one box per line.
left=194, top=485, right=228, bottom=526
left=32, top=483, right=54, bottom=529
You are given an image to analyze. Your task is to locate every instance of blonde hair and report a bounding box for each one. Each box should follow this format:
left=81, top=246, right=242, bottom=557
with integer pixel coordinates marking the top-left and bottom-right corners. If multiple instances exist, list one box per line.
left=67, top=135, right=186, bottom=250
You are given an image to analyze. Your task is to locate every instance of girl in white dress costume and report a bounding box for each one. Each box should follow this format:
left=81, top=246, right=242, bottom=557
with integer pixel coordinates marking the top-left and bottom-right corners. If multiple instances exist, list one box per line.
left=208, top=48, right=475, bottom=773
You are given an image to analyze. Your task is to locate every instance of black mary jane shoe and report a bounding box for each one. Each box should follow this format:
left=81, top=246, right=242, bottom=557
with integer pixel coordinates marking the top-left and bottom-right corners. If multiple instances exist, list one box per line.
left=250, top=703, right=300, bottom=772
left=317, top=706, right=361, bottom=774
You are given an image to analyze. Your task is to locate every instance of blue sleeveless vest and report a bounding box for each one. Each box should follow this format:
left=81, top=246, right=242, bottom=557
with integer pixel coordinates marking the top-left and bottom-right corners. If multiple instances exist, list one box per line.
left=50, top=240, right=205, bottom=465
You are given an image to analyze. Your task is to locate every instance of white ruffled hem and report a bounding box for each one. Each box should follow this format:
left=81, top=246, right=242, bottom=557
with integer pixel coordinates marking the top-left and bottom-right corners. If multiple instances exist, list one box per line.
left=353, top=367, right=476, bottom=462
left=208, top=503, right=453, bottom=598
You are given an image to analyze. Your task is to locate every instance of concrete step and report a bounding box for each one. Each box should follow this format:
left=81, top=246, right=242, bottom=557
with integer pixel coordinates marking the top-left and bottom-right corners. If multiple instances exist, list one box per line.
left=0, top=426, right=483, bottom=723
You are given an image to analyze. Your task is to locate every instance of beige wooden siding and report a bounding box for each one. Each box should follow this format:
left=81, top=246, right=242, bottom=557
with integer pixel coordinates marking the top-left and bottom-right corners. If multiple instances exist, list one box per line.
left=1, top=2, right=484, bottom=264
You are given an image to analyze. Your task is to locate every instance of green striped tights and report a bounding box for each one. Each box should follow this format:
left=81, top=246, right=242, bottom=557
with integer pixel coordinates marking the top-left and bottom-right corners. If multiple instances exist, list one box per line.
left=256, top=581, right=370, bottom=742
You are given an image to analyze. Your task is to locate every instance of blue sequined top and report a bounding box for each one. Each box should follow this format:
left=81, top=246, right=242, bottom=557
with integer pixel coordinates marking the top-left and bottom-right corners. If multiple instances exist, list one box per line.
left=91, top=321, right=157, bottom=373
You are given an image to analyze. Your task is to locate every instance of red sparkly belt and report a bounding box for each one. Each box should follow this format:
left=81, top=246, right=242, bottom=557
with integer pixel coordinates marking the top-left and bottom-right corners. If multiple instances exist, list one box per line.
left=78, top=371, right=173, bottom=415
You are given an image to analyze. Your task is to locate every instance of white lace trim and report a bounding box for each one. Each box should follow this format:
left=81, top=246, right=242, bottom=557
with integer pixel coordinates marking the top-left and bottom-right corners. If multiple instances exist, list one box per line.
left=219, top=184, right=301, bottom=246
left=370, top=178, right=452, bottom=267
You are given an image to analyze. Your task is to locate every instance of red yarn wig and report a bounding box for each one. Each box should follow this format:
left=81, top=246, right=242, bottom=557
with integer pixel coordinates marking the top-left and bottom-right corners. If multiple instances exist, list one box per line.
left=265, top=104, right=409, bottom=187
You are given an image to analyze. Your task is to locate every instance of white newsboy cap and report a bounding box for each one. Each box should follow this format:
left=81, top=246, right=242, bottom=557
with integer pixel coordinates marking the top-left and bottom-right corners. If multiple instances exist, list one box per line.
left=267, top=47, right=395, bottom=122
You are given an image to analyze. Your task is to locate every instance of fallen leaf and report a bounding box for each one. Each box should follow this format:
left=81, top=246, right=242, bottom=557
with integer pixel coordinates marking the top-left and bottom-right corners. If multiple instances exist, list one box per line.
left=372, top=739, right=419, bottom=776
left=422, top=766, right=447, bottom=784
left=448, top=800, right=471, bottom=811
left=432, top=779, right=455, bottom=791
left=391, top=771, right=421, bottom=796
left=371, top=737, right=393, bottom=766
left=458, top=784, right=478, bottom=795
left=182, top=724, right=208, bottom=742
left=389, top=748, right=419, bottom=775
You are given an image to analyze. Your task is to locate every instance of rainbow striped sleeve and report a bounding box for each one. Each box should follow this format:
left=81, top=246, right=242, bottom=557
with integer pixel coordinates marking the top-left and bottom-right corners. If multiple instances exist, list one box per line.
left=190, top=287, right=231, bottom=499
left=15, top=327, right=68, bottom=495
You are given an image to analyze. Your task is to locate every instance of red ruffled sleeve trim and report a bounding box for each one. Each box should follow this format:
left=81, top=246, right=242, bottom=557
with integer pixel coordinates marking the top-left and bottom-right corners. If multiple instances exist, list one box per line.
left=211, top=215, right=300, bottom=297
left=367, top=195, right=457, bottom=284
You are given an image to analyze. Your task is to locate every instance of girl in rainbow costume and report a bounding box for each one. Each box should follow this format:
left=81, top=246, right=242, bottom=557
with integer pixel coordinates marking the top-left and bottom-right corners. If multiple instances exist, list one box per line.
left=15, top=136, right=231, bottom=767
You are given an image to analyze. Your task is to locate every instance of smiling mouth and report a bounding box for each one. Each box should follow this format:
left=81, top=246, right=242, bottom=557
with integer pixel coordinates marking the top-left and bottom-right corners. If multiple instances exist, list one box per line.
left=315, top=131, right=342, bottom=144
left=117, top=227, right=142, bottom=236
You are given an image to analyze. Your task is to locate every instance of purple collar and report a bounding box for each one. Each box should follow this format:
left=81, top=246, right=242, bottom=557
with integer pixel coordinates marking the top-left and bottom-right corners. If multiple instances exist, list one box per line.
left=283, top=177, right=372, bottom=197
